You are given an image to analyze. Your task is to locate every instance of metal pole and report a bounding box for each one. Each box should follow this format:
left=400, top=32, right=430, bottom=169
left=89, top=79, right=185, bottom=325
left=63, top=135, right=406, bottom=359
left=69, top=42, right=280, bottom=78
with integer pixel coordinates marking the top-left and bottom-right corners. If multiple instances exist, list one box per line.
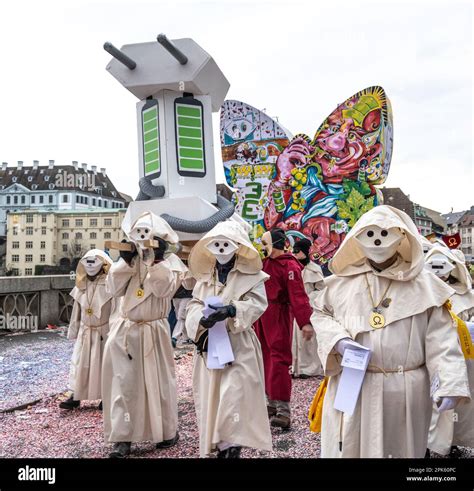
left=103, top=42, right=137, bottom=70
left=157, top=34, right=188, bottom=65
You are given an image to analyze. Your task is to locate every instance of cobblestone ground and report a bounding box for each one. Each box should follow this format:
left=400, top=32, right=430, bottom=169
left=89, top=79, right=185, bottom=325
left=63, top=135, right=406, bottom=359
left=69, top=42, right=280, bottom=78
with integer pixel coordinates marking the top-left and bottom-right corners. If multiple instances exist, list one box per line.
left=0, top=331, right=472, bottom=459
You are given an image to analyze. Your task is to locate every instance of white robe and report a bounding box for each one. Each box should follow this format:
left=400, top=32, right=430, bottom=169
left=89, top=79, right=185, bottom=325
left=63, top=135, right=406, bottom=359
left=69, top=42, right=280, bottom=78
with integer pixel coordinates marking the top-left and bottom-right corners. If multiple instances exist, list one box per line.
left=312, top=260, right=471, bottom=458
left=68, top=275, right=113, bottom=400
left=292, top=262, right=325, bottom=377
left=186, top=266, right=272, bottom=457
left=102, top=256, right=183, bottom=443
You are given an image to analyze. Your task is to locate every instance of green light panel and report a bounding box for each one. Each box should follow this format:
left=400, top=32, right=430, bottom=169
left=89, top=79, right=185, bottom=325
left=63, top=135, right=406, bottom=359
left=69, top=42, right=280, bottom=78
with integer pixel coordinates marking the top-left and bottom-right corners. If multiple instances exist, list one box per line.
left=142, top=103, right=160, bottom=177
left=175, top=103, right=205, bottom=173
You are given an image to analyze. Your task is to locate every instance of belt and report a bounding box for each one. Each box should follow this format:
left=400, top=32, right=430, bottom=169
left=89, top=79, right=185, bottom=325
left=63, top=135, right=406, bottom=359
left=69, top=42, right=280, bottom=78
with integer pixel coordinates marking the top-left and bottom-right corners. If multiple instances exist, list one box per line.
left=367, top=363, right=425, bottom=377
left=122, top=317, right=166, bottom=360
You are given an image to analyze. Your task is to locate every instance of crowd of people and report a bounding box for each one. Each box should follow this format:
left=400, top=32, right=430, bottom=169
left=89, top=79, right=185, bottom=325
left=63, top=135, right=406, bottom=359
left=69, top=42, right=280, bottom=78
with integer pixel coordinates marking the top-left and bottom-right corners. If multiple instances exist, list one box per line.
left=60, top=205, right=473, bottom=459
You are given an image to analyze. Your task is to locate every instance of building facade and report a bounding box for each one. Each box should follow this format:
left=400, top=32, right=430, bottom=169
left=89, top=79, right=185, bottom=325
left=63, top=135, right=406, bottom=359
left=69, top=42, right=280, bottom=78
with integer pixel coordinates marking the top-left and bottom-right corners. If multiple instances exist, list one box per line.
left=5, top=209, right=126, bottom=276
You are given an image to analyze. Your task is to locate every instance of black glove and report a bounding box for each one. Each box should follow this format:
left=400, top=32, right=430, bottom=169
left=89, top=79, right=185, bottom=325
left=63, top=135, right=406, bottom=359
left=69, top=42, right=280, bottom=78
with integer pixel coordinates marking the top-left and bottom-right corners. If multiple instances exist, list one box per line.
left=193, top=329, right=209, bottom=354
left=153, top=236, right=167, bottom=262
left=119, top=240, right=137, bottom=265
left=199, top=316, right=217, bottom=329
left=206, top=304, right=236, bottom=323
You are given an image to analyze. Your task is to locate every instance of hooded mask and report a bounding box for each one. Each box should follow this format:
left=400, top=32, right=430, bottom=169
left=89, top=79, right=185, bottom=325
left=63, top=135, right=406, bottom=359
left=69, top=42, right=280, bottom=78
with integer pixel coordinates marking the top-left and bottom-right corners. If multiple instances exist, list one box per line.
left=205, top=236, right=239, bottom=265
left=75, top=249, right=113, bottom=289
left=293, top=238, right=312, bottom=266
left=330, top=205, right=424, bottom=281
left=354, top=225, right=404, bottom=263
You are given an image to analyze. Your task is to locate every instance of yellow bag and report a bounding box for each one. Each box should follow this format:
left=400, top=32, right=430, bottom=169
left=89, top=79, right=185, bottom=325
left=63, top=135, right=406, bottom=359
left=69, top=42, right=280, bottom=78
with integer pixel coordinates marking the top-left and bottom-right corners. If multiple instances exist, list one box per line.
left=444, top=300, right=474, bottom=360
left=308, top=377, right=329, bottom=433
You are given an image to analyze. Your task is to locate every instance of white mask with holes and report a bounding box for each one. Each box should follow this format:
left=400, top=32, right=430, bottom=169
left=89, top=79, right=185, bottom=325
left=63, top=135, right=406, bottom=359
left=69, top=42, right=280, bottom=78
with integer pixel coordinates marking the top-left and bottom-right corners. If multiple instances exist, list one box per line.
left=425, top=253, right=455, bottom=281
left=81, top=255, right=102, bottom=276
left=206, top=236, right=238, bottom=265
left=355, top=226, right=404, bottom=263
left=129, top=218, right=153, bottom=250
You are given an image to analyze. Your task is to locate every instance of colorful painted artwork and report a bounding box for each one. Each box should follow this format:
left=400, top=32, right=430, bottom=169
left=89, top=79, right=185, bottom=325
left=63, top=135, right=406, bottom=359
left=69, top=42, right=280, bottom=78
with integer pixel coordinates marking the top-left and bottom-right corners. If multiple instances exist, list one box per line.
left=220, top=86, right=393, bottom=268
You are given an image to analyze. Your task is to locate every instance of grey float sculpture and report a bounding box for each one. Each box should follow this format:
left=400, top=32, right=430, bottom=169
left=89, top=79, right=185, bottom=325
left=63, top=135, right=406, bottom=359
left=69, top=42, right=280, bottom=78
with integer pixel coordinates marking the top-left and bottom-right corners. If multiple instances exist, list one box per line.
left=104, top=34, right=238, bottom=240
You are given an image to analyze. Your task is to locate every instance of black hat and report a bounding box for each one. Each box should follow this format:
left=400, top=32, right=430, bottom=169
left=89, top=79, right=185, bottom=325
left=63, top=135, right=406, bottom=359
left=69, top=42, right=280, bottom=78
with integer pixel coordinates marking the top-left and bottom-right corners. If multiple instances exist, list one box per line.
left=293, top=238, right=311, bottom=257
left=270, top=228, right=287, bottom=250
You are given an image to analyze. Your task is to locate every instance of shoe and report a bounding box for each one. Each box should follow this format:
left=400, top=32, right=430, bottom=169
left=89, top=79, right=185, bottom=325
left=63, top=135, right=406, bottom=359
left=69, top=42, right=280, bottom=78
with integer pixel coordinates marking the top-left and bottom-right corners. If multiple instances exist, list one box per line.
left=449, top=446, right=462, bottom=458
left=267, top=405, right=277, bottom=417
left=98, top=401, right=103, bottom=410
left=271, top=414, right=291, bottom=429
left=59, top=395, right=80, bottom=410
left=156, top=433, right=179, bottom=449
left=217, top=446, right=242, bottom=458
left=109, top=442, right=131, bottom=458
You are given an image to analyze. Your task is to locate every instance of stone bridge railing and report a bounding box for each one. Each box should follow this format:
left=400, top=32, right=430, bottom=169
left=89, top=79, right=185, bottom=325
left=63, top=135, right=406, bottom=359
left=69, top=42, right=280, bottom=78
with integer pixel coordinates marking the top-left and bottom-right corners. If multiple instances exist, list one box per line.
left=0, top=275, right=75, bottom=330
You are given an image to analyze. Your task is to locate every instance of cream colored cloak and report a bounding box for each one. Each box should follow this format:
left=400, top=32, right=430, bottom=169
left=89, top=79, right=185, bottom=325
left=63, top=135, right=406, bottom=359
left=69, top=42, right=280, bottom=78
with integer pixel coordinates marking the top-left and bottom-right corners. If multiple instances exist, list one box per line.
left=186, top=221, right=272, bottom=457
left=312, top=206, right=471, bottom=458
left=292, top=261, right=325, bottom=377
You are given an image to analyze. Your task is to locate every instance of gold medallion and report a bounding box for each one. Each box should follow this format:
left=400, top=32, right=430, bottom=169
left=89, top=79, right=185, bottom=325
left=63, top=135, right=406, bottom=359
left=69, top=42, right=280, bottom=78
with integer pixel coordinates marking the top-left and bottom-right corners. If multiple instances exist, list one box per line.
left=136, top=288, right=144, bottom=298
left=369, top=310, right=385, bottom=329
left=86, top=308, right=93, bottom=316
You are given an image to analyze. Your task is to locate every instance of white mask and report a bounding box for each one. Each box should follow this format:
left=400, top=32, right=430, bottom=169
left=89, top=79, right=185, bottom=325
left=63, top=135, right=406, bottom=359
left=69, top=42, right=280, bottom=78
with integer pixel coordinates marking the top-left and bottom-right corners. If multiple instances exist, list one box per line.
left=261, top=231, right=273, bottom=258
left=355, top=226, right=404, bottom=263
left=425, top=253, right=455, bottom=281
left=206, top=236, right=238, bottom=265
left=129, top=218, right=153, bottom=250
left=81, top=256, right=103, bottom=276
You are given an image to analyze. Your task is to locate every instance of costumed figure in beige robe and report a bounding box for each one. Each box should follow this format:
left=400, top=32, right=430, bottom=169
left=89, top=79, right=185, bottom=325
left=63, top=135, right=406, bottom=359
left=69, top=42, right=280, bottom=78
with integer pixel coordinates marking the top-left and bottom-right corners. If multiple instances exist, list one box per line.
left=426, top=245, right=474, bottom=457
left=102, top=212, right=187, bottom=458
left=171, top=267, right=196, bottom=346
left=185, top=220, right=272, bottom=458
left=291, top=238, right=325, bottom=378
left=60, top=249, right=113, bottom=410
left=311, top=205, right=470, bottom=458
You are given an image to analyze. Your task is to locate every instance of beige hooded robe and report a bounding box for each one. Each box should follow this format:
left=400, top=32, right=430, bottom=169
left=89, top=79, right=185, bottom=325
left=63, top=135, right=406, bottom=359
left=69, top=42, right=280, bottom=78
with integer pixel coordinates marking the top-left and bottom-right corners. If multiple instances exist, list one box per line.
left=292, top=261, right=325, bottom=377
left=312, top=205, right=471, bottom=458
left=185, top=220, right=272, bottom=457
left=427, top=245, right=474, bottom=454
left=102, top=212, right=187, bottom=443
left=68, top=249, right=113, bottom=401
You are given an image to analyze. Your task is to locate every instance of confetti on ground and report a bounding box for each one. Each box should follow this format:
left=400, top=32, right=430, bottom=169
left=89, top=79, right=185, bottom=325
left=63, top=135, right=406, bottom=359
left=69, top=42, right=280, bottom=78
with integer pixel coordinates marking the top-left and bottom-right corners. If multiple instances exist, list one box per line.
left=0, top=332, right=472, bottom=459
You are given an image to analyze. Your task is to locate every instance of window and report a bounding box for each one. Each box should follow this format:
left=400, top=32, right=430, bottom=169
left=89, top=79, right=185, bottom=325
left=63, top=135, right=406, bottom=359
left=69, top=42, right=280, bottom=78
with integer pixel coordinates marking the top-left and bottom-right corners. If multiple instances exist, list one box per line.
left=41, top=227, right=46, bottom=235
left=49, top=184, right=55, bottom=190
left=28, top=176, right=33, bottom=182
left=26, top=214, right=33, bottom=223
left=90, top=244, right=96, bottom=249
left=12, top=241, right=19, bottom=249
left=42, top=215, right=47, bottom=223
left=84, top=197, right=88, bottom=205
left=62, top=219, right=69, bottom=227
left=26, top=227, right=33, bottom=235
left=12, top=268, right=19, bottom=276
left=90, top=218, right=97, bottom=226
left=104, top=232, right=111, bottom=239
left=12, top=176, right=17, bottom=182
left=21, top=196, right=26, bottom=204
left=31, top=196, right=36, bottom=204
left=92, top=198, right=96, bottom=206
left=6, top=196, right=10, bottom=204
left=75, top=232, right=82, bottom=239
left=48, top=195, right=53, bottom=203
left=40, top=241, right=45, bottom=249
left=32, top=184, right=38, bottom=190
left=25, top=254, right=33, bottom=262
left=90, top=232, right=97, bottom=239
left=75, top=244, right=81, bottom=253
left=62, top=244, right=67, bottom=252
left=44, top=175, right=49, bottom=181
left=76, top=195, right=80, bottom=203
left=40, top=255, right=46, bottom=262
left=39, top=195, right=44, bottom=204
left=11, top=255, right=19, bottom=262
left=12, top=227, right=18, bottom=236
left=98, top=199, right=102, bottom=207
left=26, top=241, right=33, bottom=249
left=62, top=232, right=69, bottom=239
left=76, top=219, right=83, bottom=227
left=104, top=201, right=108, bottom=208
left=104, top=218, right=112, bottom=226
left=25, top=268, right=33, bottom=276
left=62, top=195, right=69, bottom=203
left=14, top=196, right=18, bottom=204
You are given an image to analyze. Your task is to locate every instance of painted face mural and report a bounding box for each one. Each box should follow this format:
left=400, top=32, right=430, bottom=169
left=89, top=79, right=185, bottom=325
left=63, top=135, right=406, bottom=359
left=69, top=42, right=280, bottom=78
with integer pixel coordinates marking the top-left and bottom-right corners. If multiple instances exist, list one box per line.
left=220, top=87, right=393, bottom=270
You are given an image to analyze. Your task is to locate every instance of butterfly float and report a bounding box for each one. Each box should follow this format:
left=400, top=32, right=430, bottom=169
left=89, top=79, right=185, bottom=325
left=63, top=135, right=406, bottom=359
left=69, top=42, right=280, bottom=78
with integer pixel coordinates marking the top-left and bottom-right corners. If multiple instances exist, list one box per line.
left=220, top=86, right=393, bottom=271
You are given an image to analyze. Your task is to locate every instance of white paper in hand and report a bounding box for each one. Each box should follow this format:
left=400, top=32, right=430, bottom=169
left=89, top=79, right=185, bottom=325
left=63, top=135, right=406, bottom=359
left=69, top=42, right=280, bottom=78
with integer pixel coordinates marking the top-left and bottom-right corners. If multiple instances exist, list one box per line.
left=203, top=296, right=235, bottom=369
left=334, top=345, right=371, bottom=416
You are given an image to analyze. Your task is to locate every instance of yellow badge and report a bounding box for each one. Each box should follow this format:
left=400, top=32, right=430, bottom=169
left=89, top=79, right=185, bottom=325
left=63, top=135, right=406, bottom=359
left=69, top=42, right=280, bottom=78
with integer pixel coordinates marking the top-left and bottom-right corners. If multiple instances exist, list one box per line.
left=136, top=288, right=144, bottom=298
left=369, top=310, right=385, bottom=329
left=86, top=308, right=93, bottom=316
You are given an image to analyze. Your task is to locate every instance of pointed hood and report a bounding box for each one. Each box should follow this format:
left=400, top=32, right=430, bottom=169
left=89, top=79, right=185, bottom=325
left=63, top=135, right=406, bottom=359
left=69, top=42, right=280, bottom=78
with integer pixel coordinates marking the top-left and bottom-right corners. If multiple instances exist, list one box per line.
left=330, top=205, right=424, bottom=281
left=123, top=211, right=179, bottom=244
left=75, top=249, right=112, bottom=289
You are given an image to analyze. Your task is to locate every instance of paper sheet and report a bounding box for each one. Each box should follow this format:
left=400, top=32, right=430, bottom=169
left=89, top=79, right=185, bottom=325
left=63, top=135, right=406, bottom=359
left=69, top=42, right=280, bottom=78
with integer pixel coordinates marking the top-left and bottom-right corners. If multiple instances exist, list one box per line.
left=203, top=296, right=235, bottom=369
left=334, top=346, right=371, bottom=416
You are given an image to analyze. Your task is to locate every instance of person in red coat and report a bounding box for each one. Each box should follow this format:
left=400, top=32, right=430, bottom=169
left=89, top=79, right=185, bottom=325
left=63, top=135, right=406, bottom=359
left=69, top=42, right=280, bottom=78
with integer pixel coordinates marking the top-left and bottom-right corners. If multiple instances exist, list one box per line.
left=254, top=228, right=314, bottom=429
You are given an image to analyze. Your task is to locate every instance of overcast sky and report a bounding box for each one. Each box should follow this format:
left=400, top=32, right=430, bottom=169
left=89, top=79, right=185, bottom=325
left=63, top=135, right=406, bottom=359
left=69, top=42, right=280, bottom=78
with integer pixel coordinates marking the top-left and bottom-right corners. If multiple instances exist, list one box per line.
left=0, top=0, right=472, bottom=212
